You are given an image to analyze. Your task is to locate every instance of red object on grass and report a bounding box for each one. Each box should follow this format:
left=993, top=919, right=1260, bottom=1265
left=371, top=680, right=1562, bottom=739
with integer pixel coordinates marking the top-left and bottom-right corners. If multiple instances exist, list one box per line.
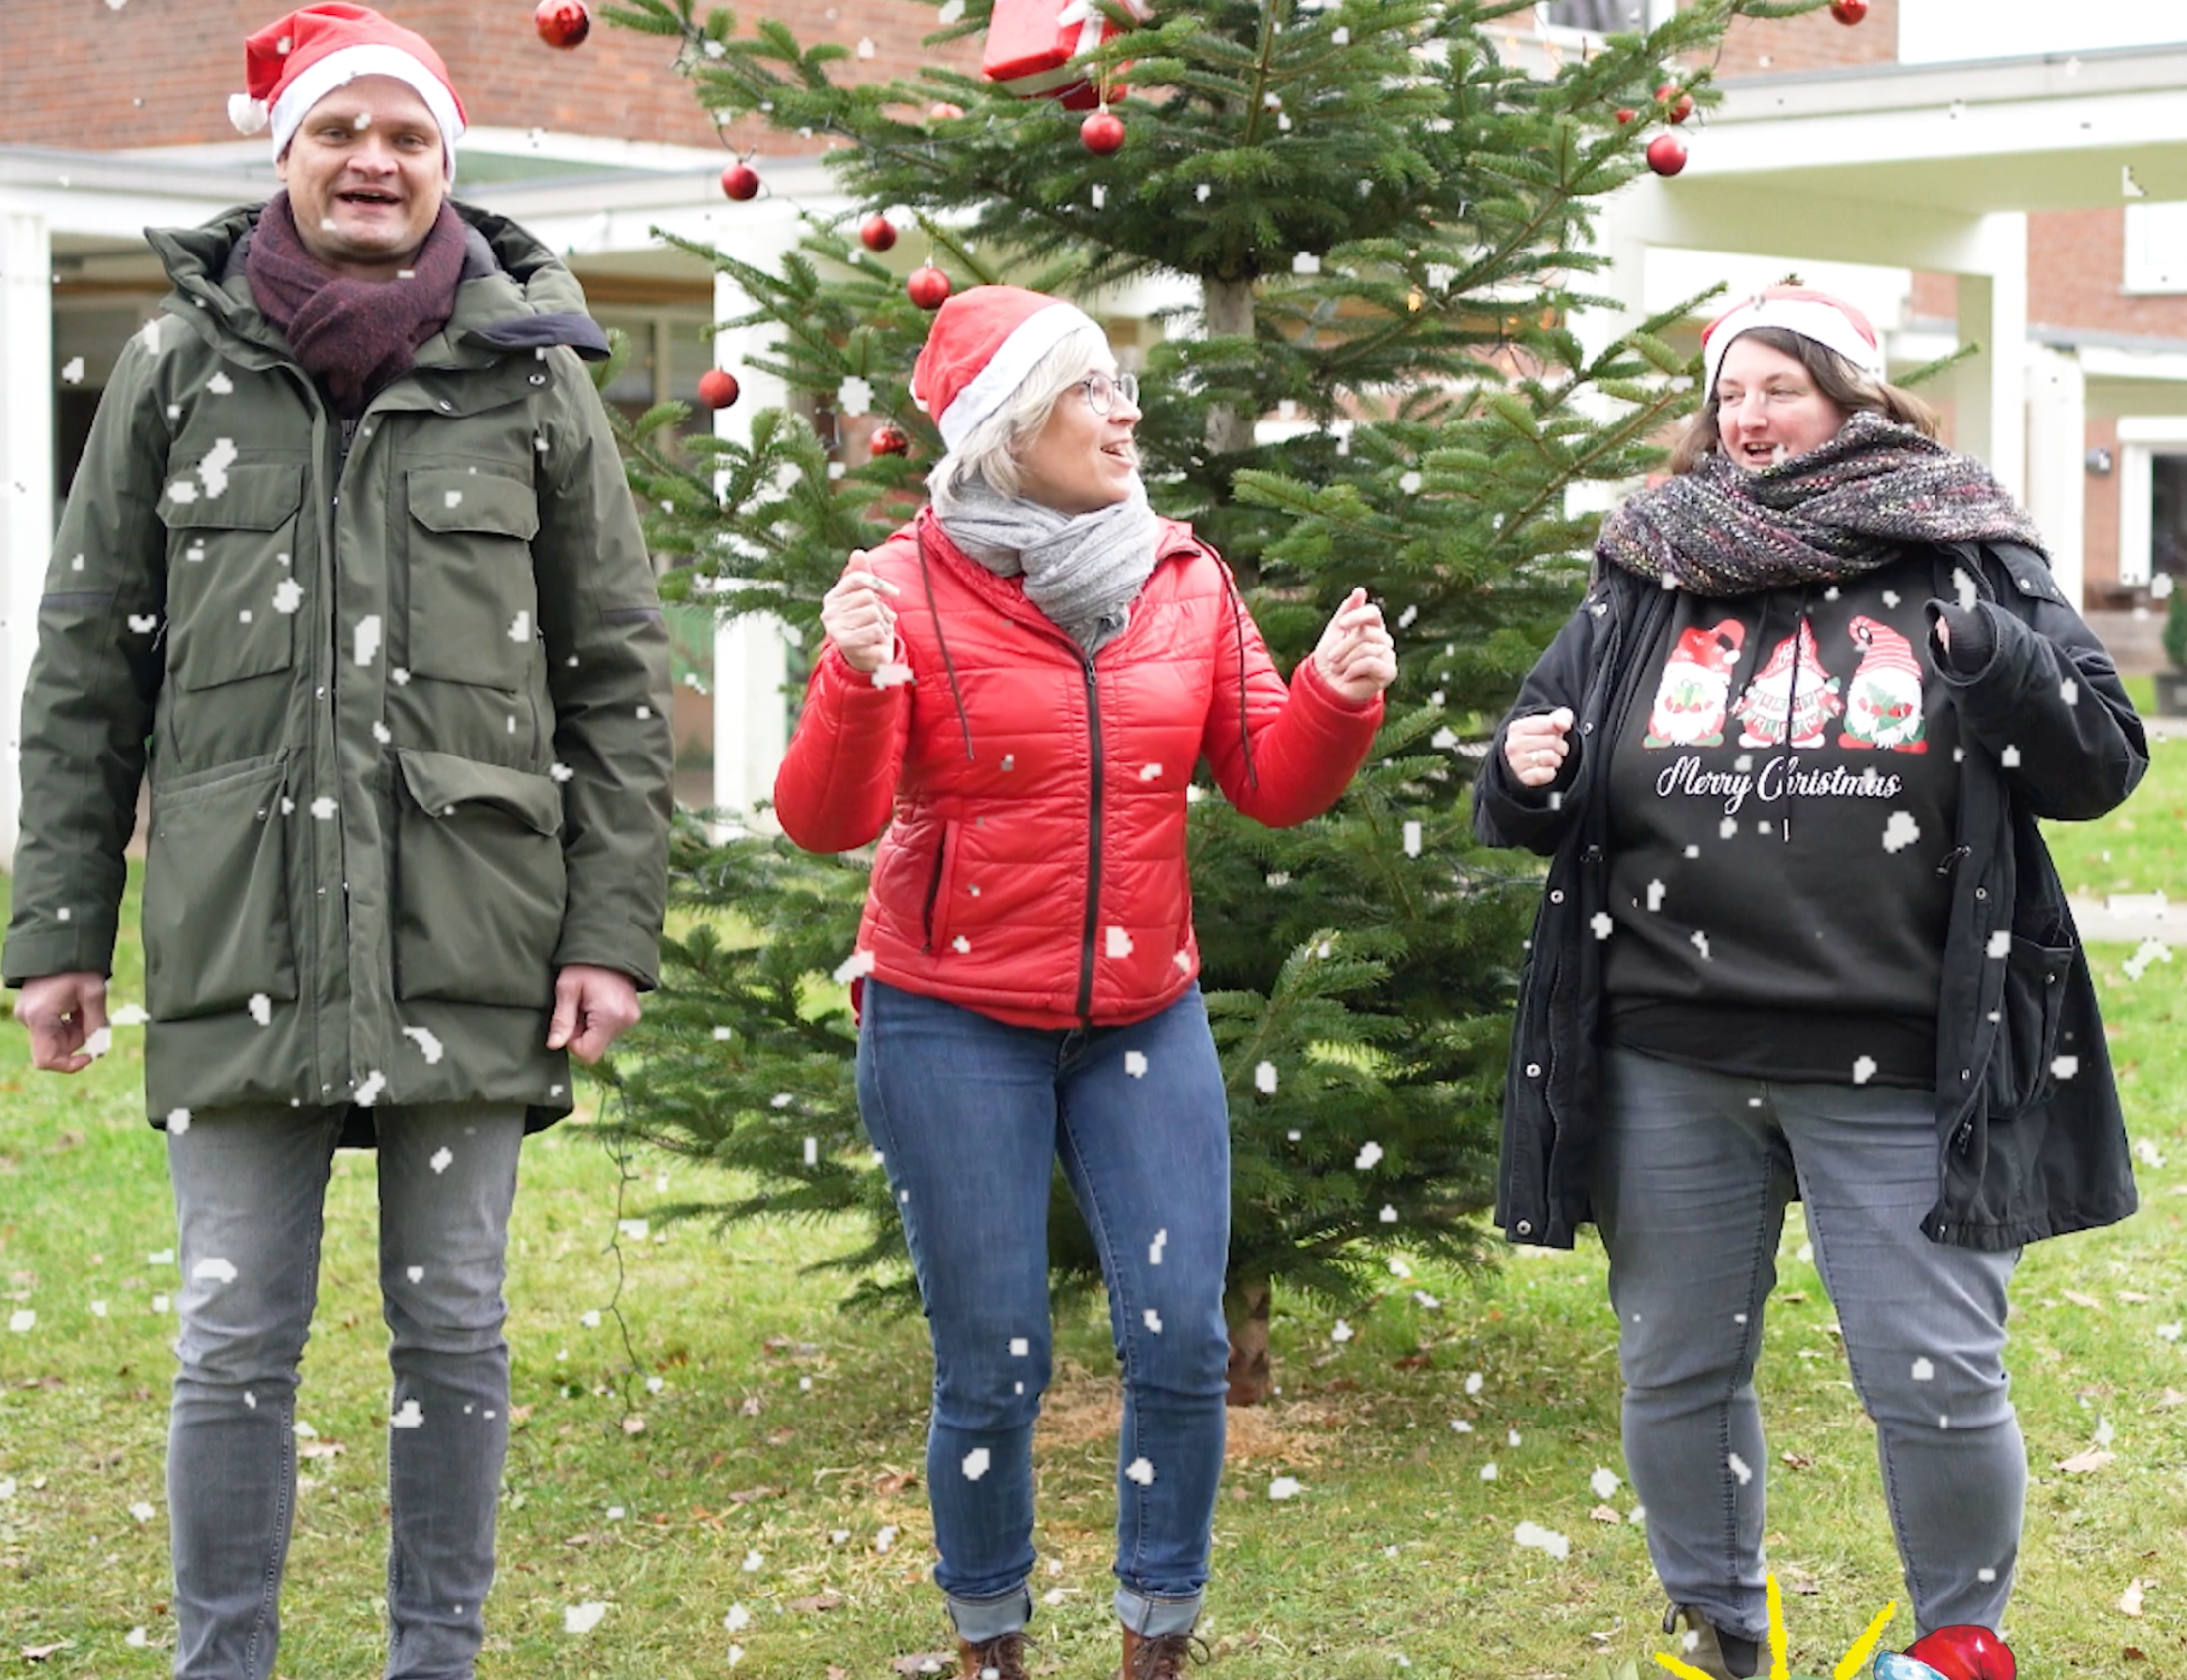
left=1903, top=1626, right=2014, bottom=1680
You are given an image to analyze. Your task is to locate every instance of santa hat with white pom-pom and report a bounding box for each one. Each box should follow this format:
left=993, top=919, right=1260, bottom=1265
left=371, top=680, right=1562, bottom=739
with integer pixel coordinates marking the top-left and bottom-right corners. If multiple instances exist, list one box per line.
left=230, top=4, right=466, bottom=180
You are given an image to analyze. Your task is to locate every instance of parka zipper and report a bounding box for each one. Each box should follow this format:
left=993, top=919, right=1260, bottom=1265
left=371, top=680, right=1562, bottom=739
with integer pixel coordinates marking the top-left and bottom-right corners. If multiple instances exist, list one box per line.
left=920, top=829, right=948, bottom=954
left=1075, top=655, right=1106, bottom=1022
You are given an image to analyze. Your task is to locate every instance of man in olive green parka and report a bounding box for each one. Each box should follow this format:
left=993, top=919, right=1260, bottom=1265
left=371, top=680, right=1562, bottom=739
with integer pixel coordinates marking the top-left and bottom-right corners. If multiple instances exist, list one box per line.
left=2, top=9, right=672, bottom=1676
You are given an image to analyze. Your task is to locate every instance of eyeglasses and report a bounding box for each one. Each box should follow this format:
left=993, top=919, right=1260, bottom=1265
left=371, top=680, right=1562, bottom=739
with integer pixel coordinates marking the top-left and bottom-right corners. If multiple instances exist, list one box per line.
left=1077, top=371, right=1139, bottom=416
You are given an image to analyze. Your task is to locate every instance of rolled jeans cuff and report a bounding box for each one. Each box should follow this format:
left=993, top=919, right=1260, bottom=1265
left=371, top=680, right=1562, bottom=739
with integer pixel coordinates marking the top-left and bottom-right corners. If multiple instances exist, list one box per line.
left=1115, top=1586, right=1202, bottom=1637
left=945, top=1582, right=1032, bottom=1643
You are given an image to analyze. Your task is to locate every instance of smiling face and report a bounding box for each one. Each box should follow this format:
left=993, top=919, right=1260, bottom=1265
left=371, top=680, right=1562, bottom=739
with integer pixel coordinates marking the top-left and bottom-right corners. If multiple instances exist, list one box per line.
left=1012, top=356, right=1142, bottom=516
left=1712, top=334, right=1849, bottom=471
left=276, top=75, right=447, bottom=282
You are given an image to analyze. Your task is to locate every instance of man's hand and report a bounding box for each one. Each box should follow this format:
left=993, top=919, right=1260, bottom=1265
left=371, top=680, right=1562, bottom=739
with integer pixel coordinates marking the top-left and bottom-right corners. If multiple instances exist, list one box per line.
left=15, top=972, right=111, bottom=1074
left=546, top=964, right=642, bottom=1064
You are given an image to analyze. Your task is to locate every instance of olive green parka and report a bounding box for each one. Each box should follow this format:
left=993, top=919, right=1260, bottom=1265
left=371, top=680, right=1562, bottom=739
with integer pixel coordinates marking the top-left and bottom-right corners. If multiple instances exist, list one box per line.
left=2, top=201, right=673, bottom=1138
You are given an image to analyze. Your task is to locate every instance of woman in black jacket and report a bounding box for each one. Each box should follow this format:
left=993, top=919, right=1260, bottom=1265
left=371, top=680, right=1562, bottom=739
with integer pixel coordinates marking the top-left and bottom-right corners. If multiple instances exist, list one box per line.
left=1473, top=287, right=2145, bottom=1679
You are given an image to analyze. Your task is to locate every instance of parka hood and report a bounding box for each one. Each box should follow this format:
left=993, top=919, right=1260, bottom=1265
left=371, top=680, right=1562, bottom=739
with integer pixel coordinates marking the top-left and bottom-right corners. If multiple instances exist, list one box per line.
left=145, top=197, right=610, bottom=365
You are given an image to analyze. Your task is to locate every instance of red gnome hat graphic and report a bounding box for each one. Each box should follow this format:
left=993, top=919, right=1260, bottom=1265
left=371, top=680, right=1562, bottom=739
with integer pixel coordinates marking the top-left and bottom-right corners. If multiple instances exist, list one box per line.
left=1840, top=614, right=1929, bottom=754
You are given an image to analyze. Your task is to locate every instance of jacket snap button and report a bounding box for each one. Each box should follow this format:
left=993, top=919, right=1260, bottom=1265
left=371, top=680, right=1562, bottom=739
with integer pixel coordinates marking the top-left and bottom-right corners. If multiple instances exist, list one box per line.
left=529, top=373, right=547, bottom=386
left=1525, top=1062, right=1542, bottom=1077
left=1515, top=1219, right=1532, bottom=1235
left=1975, top=887, right=1988, bottom=900
left=1581, top=721, right=1594, bottom=733
left=1548, top=889, right=1564, bottom=903
left=1960, top=1068, right=1972, bottom=1081
left=437, top=399, right=453, bottom=411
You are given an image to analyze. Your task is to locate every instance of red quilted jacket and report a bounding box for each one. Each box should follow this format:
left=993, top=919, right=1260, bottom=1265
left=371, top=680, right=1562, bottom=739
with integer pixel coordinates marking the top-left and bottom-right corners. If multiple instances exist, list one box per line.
left=774, top=507, right=1384, bottom=1028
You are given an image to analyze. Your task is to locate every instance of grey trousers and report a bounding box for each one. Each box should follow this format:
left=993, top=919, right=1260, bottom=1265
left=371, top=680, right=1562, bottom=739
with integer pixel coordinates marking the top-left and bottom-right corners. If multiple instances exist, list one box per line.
left=165, top=1103, right=526, bottom=1680
left=1592, top=1047, right=2024, bottom=1641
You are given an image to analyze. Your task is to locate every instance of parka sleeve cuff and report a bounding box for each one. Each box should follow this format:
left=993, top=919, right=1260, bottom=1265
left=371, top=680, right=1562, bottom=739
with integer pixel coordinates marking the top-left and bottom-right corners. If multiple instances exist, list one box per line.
left=551, top=920, right=662, bottom=993
left=1, top=924, right=119, bottom=987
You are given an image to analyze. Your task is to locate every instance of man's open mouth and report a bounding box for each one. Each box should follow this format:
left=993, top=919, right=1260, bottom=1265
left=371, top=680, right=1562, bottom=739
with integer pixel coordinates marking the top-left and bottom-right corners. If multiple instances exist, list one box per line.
left=338, top=189, right=402, bottom=206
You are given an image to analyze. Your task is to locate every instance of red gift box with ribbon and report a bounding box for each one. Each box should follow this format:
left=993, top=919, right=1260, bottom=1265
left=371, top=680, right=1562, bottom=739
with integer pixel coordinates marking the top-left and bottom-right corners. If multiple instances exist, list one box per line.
left=981, top=0, right=1151, bottom=108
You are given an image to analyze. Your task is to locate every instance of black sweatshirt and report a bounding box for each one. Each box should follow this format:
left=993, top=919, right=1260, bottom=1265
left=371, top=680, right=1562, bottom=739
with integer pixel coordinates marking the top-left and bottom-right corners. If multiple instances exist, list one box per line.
left=1600, top=555, right=1966, bottom=1086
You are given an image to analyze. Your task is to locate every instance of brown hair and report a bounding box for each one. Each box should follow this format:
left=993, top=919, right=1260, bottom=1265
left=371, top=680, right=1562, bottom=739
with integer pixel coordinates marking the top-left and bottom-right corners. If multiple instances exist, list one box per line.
left=1667, top=326, right=1941, bottom=475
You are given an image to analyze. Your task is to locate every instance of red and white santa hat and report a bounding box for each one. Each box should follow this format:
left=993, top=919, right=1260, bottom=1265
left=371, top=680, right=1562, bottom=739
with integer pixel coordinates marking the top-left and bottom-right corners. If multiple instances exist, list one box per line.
left=911, top=285, right=1104, bottom=451
left=230, top=4, right=467, bottom=179
left=1700, top=286, right=1887, bottom=399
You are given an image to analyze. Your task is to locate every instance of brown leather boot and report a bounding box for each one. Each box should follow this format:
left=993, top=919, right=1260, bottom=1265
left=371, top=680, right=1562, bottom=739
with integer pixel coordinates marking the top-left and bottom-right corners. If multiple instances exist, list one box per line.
left=958, top=1631, right=1033, bottom=1680
left=1120, top=1626, right=1213, bottom=1680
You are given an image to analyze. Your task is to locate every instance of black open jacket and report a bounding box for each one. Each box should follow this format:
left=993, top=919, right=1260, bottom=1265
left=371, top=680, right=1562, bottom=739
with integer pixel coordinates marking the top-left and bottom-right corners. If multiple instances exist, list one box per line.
left=1472, top=541, right=2147, bottom=1251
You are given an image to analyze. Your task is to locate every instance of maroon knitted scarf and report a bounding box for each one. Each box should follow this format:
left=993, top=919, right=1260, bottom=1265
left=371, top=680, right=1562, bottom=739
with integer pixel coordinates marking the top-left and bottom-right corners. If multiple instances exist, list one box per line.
left=1596, top=411, right=2045, bottom=597
left=245, top=191, right=469, bottom=418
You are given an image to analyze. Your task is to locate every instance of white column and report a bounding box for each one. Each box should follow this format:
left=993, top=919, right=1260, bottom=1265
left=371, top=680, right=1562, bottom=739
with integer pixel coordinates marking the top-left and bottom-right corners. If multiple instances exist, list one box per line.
left=709, top=243, right=796, bottom=828
left=1563, top=193, right=1653, bottom=520
left=1952, top=213, right=2029, bottom=498
left=0, top=207, right=54, bottom=871
left=2023, top=345, right=2087, bottom=607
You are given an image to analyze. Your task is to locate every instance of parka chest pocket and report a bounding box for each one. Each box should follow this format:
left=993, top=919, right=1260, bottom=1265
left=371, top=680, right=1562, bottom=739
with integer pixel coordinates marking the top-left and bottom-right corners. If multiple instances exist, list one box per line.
left=157, top=462, right=302, bottom=691
left=393, top=749, right=566, bottom=1010
left=405, top=466, right=542, bottom=691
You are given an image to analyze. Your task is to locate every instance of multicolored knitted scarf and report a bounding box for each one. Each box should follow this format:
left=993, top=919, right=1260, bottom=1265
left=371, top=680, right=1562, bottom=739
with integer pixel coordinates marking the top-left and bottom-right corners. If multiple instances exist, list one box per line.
left=1596, top=411, right=2044, bottom=597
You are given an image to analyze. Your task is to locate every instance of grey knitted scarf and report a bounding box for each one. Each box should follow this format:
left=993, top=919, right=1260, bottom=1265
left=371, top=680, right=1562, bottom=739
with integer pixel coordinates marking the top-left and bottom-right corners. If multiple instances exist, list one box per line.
left=933, top=475, right=1160, bottom=655
left=1597, top=411, right=2044, bottom=597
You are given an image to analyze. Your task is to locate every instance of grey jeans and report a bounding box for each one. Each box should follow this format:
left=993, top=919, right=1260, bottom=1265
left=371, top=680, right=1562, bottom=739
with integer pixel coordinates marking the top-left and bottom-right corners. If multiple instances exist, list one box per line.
left=1592, top=1048, right=2023, bottom=1641
left=165, top=1103, right=526, bottom=1680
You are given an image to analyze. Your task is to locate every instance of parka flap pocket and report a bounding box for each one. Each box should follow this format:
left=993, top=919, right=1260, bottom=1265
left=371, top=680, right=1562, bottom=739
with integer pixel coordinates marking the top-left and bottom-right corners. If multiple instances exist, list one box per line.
left=397, top=749, right=562, bottom=836
left=406, top=468, right=540, bottom=540
left=159, top=462, right=304, bottom=530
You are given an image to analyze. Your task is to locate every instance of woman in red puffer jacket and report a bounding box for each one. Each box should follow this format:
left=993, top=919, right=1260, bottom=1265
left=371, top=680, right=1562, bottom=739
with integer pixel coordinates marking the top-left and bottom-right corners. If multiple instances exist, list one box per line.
left=774, top=285, right=1392, bottom=1680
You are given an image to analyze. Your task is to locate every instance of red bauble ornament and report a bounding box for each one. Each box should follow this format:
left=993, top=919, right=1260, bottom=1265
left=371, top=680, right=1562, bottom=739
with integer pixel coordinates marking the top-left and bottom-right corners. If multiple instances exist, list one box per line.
left=1081, top=108, right=1126, bottom=155
left=1830, top=0, right=1869, bottom=22
left=696, top=370, right=741, bottom=410
left=1615, top=107, right=1638, bottom=124
left=1904, top=1627, right=2015, bottom=1680
left=1645, top=133, right=1688, bottom=176
left=1656, top=84, right=1694, bottom=123
left=534, top=0, right=590, bottom=48
left=907, top=266, right=952, bottom=310
left=860, top=214, right=899, bottom=252
left=721, top=162, right=761, bottom=201
left=869, top=425, right=910, bottom=457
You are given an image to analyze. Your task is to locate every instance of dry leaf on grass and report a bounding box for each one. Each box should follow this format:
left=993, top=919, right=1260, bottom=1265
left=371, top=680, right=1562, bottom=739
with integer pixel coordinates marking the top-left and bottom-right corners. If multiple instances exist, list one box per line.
left=2063, top=1289, right=2104, bottom=1310
left=891, top=1651, right=953, bottom=1675
left=789, top=1593, right=844, bottom=1612
left=2058, top=1446, right=2116, bottom=1473
left=2120, top=1579, right=2147, bottom=1617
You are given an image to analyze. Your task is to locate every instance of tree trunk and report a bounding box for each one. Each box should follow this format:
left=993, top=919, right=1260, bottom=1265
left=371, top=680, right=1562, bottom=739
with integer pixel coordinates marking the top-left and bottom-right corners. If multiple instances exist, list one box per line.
left=1202, top=274, right=1258, bottom=460
left=1223, top=1273, right=1272, bottom=1407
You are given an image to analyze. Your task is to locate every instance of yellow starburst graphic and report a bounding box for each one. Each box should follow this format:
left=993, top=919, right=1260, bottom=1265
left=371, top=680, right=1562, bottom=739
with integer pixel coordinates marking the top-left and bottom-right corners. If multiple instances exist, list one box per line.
left=1654, top=1575, right=1899, bottom=1680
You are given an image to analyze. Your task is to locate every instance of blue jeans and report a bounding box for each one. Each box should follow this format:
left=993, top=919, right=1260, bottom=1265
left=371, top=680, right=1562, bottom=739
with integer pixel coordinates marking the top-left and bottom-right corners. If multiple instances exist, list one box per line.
left=856, top=981, right=1233, bottom=1641
left=165, top=1103, right=526, bottom=1680
left=1592, top=1048, right=2023, bottom=1641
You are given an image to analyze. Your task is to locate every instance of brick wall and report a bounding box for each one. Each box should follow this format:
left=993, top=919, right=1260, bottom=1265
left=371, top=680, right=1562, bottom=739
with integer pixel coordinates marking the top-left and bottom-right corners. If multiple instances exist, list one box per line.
left=1704, top=0, right=1898, bottom=78
left=0, top=0, right=976, bottom=153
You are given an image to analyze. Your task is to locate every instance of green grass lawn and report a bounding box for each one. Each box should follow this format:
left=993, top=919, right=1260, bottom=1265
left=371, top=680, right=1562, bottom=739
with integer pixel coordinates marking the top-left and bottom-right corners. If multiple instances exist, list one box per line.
left=3, top=916, right=2185, bottom=1677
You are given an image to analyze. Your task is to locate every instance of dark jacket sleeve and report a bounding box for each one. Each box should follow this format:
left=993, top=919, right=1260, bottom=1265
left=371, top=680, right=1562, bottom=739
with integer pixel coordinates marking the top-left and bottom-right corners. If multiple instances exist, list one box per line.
left=2, top=331, right=171, bottom=984
left=1926, top=556, right=2147, bottom=823
left=532, top=348, right=675, bottom=988
left=1470, top=591, right=1602, bottom=856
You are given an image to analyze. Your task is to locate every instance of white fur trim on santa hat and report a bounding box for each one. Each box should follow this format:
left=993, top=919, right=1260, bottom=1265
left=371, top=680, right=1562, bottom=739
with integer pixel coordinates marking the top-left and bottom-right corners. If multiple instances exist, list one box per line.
left=229, top=93, right=271, bottom=135
left=267, top=43, right=465, bottom=180
left=1703, top=295, right=1886, bottom=399
left=937, top=300, right=1101, bottom=451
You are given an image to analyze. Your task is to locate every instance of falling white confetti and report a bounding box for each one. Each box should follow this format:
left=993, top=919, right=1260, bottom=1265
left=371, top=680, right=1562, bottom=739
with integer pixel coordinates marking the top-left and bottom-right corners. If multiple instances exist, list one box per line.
left=1144, top=1309, right=1163, bottom=1333
left=951, top=935, right=971, bottom=954
left=2000, top=745, right=2021, bottom=768
left=1331, top=1319, right=1354, bottom=1343
left=2134, top=1138, right=2165, bottom=1168
left=833, top=949, right=876, bottom=984
left=1882, top=811, right=1922, bottom=853
left=130, top=1501, right=156, bottom=1522
left=60, top=356, right=85, bottom=384
left=1139, top=762, right=1162, bottom=781
left=837, top=376, right=874, bottom=416
left=1106, top=926, right=1134, bottom=958
left=273, top=578, right=304, bottom=614
left=2060, top=678, right=2079, bottom=706
left=871, top=663, right=914, bottom=688
left=1010, top=1337, right=1030, bottom=1357
left=167, top=1109, right=191, bottom=1134
left=207, top=371, right=234, bottom=395
left=1268, top=1476, right=1302, bottom=1500
left=402, top=1026, right=446, bottom=1065
left=2052, top=1054, right=2080, bottom=1080
left=1590, top=912, right=1614, bottom=941
left=1912, top=1357, right=1935, bottom=1381
left=742, top=1549, right=764, bottom=1572
left=1986, top=930, right=2013, bottom=959
left=1399, top=471, right=1423, bottom=494
left=856, top=35, right=875, bottom=56
left=191, top=1258, right=237, bottom=1285
left=1356, top=1141, right=1383, bottom=1170
left=1148, top=1229, right=1167, bottom=1264
left=7, top=1310, right=34, bottom=1333
left=197, top=437, right=239, bottom=499
left=429, top=1146, right=453, bottom=1174
left=875, top=1525, right=897, bottom=1552
left=581, top=1310, right=602, bottom=1328
left=354, top=615, right=382, bottom=666
left=1255, top=1061, right=1278, bottom=1094
left=1690, top=930, right=1711, bottom=961
left=724, top=1605, right=751, bottom=1632
left=1951, top=568, right=1980, bottom=610
left=1124, top=1050, right=1148, bottom=1079
left=1853, top=1055, right=1877, bottom=1086
left=1465, top=1371, right=1484, bottom=1396
left=508, top=610, right=532, bottom=643
left=1514, top=1521, right=1570, bottom=1560
left=1728, top=1452, right=1754, bottom=1485
left=1125, top=1456, right=1156, bottom=1485
left=392, top=1399, right=424, bottom=1428
left=1590, top=1467, right=1620, bottom=1499
left=564, top=1602, right=608, bottom=1634
left=1403, top=820, right=1422, bottom=857
left=1293, top=252, right=1321, bottom=274
left=1480, top=1463, right=1498, bottom=1481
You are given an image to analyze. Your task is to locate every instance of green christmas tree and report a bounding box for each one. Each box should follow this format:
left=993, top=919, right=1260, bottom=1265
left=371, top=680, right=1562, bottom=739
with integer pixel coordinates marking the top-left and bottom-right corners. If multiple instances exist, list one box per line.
left=596, top=0, right=1827, bottom=1401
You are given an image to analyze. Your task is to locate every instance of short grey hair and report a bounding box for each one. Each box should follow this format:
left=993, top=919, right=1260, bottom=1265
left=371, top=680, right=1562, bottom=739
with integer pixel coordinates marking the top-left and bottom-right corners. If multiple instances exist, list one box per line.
left=926, top=319, right=1112, bottom=503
